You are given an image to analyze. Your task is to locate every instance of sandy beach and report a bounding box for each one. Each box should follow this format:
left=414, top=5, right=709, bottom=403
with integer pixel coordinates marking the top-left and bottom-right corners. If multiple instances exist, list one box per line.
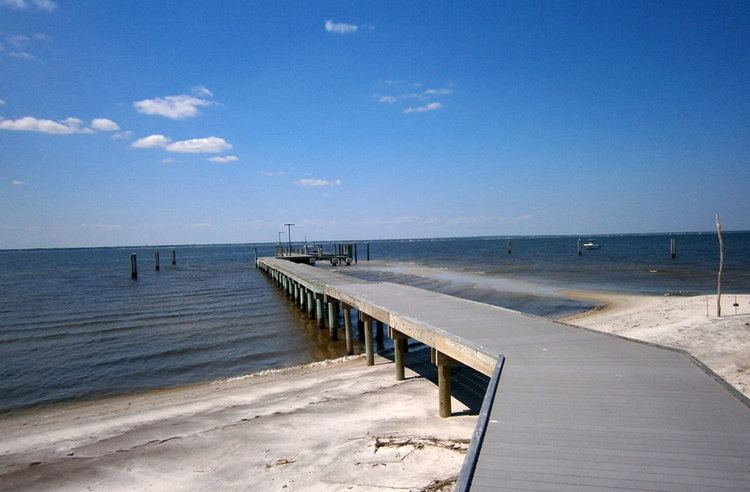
left=566, top=292, right=750, bottom=398
left=2, top=286, right=749, bottom=491
left=0, top=354, right=477, bottom=491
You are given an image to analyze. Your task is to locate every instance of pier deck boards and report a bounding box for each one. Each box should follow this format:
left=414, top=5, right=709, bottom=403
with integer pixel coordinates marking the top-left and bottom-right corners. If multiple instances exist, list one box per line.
left=256, top=258, right=750, bottom=490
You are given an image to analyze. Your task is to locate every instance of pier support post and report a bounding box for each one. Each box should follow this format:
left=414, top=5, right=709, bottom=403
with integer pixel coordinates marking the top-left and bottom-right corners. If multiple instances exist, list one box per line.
left=327, top=299, right=339, bottom=340
left=670, top=238, right=677, bottom=259
left=393, top=331, right=407, bottom=381
left=577, top=238, right=582, bottom=256
left=171, top=249, right=176, bottom=265
left=357, top=313, right=365, bottom=341
left=363, top=315, right=374, bottom=366
left=315, top=296, right=324, bottom=328
left=343, top=304, right=353, bottom=355
left=299, top=286, right=305, bottom=309
left=154, top=251, right=160, bottom=271
left=130, top=253, right=138, bottom=279
left=307, top=291, right=314, bottom=317
left=436, top=352, right=454, bottom=418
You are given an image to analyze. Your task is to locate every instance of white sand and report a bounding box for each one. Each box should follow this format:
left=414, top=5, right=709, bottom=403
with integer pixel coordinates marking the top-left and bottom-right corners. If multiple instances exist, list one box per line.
left=565, top=292, right=750, bottom=397
left=0, top=355, right=476, bottom=491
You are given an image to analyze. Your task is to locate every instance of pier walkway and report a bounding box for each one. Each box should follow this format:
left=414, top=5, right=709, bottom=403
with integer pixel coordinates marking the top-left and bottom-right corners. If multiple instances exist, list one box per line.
left=256, top=257, right=750, bottom=491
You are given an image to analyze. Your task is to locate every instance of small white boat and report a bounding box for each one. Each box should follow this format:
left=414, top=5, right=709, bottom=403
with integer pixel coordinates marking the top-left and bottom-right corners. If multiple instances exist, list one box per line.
left=582, top=240, right=600, bottom=250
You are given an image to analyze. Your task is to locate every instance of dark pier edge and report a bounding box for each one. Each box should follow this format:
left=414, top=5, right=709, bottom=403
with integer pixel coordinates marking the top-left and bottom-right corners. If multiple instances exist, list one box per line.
left=455, top=355, right=505, bottom=491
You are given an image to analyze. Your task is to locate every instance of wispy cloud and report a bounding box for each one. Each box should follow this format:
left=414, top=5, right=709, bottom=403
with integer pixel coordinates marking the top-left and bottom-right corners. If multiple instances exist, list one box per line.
left=403, top=102, right=443, bottom=114
left=1, top=31, right=51, bottom=60
left=131, top=134, right=233, bottom=154
left=208, top=155, right=238, bottom=163
left=296, top=178, right=341, bottom=187
left=375, top=87, right=453, bottom=104
left=11, top=180, right=25, bottom=186
left=0, top=99, right=5, bottom=106
left=0, top=0, right=57, bottom=11
left=133, top=87, right=214, bottom=119
left=324, top=19, right=359, bottom=34
left=260, top=170, right=285, bottom=176
left=161, top=157, right=175, bottom=164
left=111, top=130, right=134, bottom=140
left=0, top=116, right=121, bottom=134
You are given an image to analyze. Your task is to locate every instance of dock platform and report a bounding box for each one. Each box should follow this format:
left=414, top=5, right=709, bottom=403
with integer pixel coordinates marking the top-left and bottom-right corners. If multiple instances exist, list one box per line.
left=256, top=257, right=750, bottom=490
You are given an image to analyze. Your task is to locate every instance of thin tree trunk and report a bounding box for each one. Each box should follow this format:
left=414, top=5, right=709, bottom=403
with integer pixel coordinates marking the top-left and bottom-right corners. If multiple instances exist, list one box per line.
left=716, top=214, right=724, bottom=317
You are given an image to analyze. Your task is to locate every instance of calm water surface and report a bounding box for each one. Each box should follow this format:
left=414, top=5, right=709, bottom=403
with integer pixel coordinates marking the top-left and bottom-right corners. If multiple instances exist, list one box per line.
left=1, top=232, right=748, bottom=413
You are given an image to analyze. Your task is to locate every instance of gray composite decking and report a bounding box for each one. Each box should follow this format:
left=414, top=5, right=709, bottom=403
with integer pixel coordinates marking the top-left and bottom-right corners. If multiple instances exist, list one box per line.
left=256, top=258, right=750, bottom=490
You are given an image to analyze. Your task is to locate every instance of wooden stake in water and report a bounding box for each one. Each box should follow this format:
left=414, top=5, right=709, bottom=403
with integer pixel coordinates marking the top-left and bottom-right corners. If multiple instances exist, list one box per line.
left=366, top=242, right=370, bottom=261
left=154, top=251, right=160, bottom=271
left=507, top=240, right=512, bottom=254
left=130, top=253, right=138, bottom=279
left=171, top=249, right=176, bottom=266
left=670, top=238, right=677, bottom=259
left=716, top=214, right=724, bottom=317
left=577, top=238, right=582, bottom=256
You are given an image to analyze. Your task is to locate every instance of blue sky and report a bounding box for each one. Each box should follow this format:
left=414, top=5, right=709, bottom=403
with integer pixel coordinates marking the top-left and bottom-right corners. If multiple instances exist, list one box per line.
left=1, top=1, right=748, bottom=248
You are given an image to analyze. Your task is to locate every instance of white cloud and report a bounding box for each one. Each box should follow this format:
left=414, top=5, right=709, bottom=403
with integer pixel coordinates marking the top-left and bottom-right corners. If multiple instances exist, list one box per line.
left=296, top=178, right=341, bottom=187
left=161, top=158, right=175, bottom=164
left=208, top=155, right=238, bottom=163
left=1, top=116, right=78, bottom=134
left=131, top=134, right=171, bottom=148
left=111, top=130, right=134, bottom=140
left=133, top=88, right=214, bottom=119
left=403, top=102, right=443, bottom=114
left=260, top=170, right=285, bottom=176
left=0, top=99, right=5, bottom=106
left=324, top=20, right=358, bottom=34
left=166, top=136, right=231, bottom=153
left=90, top=118, right=119, bottom=131
left=11, top=180, right=25, bottom=186
left=423, top=88, right=453, bottom=96
left=0, top=0, right=57, bottom=10
left=376, top=87, right=453, bottom=104
left=0, top=115, right=122, bottom=134
left=131, top=134, right=233, bottom=154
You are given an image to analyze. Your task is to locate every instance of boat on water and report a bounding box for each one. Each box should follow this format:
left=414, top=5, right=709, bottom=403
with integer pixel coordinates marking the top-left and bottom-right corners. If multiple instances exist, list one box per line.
left=583, top=239, right=601, bottom=250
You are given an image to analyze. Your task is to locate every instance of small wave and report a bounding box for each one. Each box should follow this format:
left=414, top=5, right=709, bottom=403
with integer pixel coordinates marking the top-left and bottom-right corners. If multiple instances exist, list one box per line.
left=210, top=355, right=365, bottom=384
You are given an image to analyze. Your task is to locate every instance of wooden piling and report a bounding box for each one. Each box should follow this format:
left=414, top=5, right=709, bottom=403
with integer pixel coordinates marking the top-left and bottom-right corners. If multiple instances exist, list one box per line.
left=327, top=299, right=339, bottom=340
left=670, top=238, right=677, bottom=259
left=354, top=244, right=358, bottom=264
left=171, top=249, right=176, bottom=265
left=577, top=238, right=582, bottom=256
left=436, top=352, right=454, bottom=418
left=364, top=315, right=374, bottom=366
left=357, top=312, right=365, bottom=341
left=507, top=240, right=512, bottom=254
left=343, top=304, right=353, bottom=355
left=316, top=297, right=324, bottom=328
left=307, top=291, right=314, bottom=317
left=393, top=331, right=407, bottom=381
left=154, top=251, right=160, bottom=271
left=366, top=242, right=370, bottom=261
left=130, top=253, right=138, bottom=279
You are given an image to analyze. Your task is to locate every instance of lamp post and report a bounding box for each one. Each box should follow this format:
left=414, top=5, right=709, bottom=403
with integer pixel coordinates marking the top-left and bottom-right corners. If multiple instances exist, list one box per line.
left=284, top=223, right=294, bottom=255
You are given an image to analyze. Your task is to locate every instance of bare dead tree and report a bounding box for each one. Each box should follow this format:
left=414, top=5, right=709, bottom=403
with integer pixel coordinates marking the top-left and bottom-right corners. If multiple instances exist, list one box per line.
left=716, top=214, right=724, bottom=317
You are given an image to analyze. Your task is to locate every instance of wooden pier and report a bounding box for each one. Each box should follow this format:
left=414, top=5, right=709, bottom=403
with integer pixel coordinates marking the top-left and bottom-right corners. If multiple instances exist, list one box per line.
left=256, top=257, right=750, bottom=490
